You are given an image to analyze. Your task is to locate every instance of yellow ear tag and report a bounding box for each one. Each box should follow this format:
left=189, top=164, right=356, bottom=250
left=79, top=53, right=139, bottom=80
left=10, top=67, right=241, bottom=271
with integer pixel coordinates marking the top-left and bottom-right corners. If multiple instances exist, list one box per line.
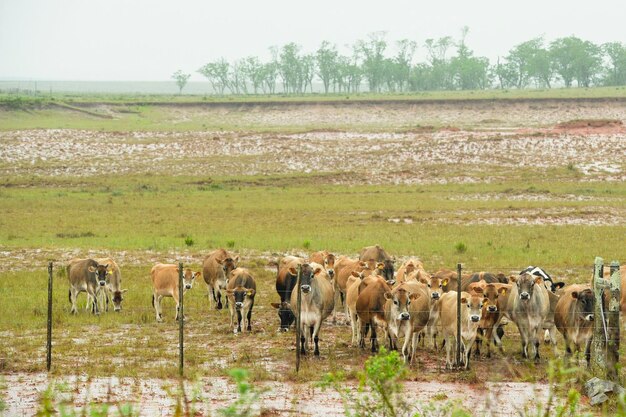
left=442, top=279, right=448, bottom=286
left=378, top=265, right=384, bottom=270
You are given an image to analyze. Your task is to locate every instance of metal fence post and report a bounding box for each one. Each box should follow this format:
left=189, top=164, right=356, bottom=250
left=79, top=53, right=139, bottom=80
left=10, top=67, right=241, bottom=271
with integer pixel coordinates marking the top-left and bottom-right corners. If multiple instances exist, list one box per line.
left=178, top=262, right=184, bottom=377
left=591, top=257, right=606, bottom=376
left=295, top=264, right=302, bottom=373
left=456, top=263, right=462, bottom=368
left=47, top=262, right=53, bottom=372
left=607, top=261, right=621, bottom=381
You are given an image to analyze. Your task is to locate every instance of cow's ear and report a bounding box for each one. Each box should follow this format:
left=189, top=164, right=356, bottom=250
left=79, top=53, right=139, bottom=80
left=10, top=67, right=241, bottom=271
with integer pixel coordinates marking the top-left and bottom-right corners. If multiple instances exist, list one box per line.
left=418, top=277, right=428, bottom=284
left=313, top=267, right=323, bottom=276
left=216, top=259, right=224, bottom=265
left=461, top=297, right=468, bottom=304
left=384, top=291, right=393, bottom=300
left=247, top=289, right=256, bottom=297
left=498, top=287, right=508, bottom=296
left=225, top=289, right=234, bottom=295
left=554, top=282, right=566, bottom=290
left=377, top=263, right=385, bottom=270
left=534, top=276, right=543, bottom=285
left=509, top=275, right=517, bottom=283
left=271, top=302, right=280, bottom=309
left=409, top=293, right=420, bottom=300
left=442, top=279, right=448, bottom=286
left=358, top=261, right=367, bottom=268
left=234, top=256, right=240, bottom=263
left=288, top=267, right=297, bottom=275
left=386, top=280, right=396, bottom=287
left=473, top=286, right=484, bottom=294
left=194, top=271, right=201, bottom=279
left=88, top=265, right=96, bottom=273
left=571, top=291, right=579, bottom=299
left=121, top=289, right=128, bottom=293
left=351, top=271, right=360, bottom=277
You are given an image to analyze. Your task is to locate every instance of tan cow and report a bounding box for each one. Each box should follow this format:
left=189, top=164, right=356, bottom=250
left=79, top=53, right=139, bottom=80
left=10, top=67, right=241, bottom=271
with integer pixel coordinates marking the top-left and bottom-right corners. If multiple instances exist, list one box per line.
left=439, top=290, right=484, bottom=369
left=395, top=259, right=424, bottom=284
left=94, top=257, right=127, bottom=312
left=226, top=267, right=257, bottom=334
left=310, top=251, right=337, bottom=280
left=202, top=249, right=239, bottom=310
left=67, top=258, right=110, bottom=315
left=151, top=263, right=200, bottom=322
left=289, top=262, right=335, bottom=356
left=356, top=275, right=394, bottom=352
left=345, top=273, right=362, bottom=345
left=603, top=265, right=626, bottom=313
left=359, top=245, right=394, bottom=282
left=554, top=284, right=595, bottom=365
left=467, top=281, right=509, bottom=357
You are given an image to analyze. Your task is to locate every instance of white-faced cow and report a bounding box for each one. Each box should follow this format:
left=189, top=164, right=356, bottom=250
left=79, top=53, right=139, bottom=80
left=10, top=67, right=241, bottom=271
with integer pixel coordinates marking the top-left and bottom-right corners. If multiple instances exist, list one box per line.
left=289, top=262, right=335, bottom=356
left=506, top=273, right=550, bottom=360
left=554, top=284, right=595, bottom=365
left=439, top=290, right=483, bottom=369
left=226, top=267, right=257, bottom=334
left=151, top=263, right=199, bottom=322
left=67, top=258, right=110, bottom=315
left=202, top=249, right=239, bottom=310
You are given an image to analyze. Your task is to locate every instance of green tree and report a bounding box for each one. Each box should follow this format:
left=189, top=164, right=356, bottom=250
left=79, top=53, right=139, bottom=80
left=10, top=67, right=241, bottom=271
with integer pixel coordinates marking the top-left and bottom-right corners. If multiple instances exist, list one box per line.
left=394, top=39, right=417, bottom=92
left=197, top=59, right=230, bottom=94
left=603, top=42, right=626, bottom=86
left=424, top=36, right=454, bottom=90
left=241, top=56, right=264, bottom=94
left=358, top=31, right=388, bottom=93
left=171, top=70, right=191, bottom=95
left=550, top=36, right=602, bottom=87
left=506, top=37, right=554, bottom=88
left=316, top=41, right=339, bottom=94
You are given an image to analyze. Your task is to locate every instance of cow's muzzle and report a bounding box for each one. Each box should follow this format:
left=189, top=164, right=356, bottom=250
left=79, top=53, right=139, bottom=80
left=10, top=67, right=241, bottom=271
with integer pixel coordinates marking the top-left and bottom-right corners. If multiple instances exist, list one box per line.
left=327, top=269, right=335, bottom=278
left=235, top=302, right=244, bottom=309
left=301, top=285, right=311, bottom=294
left=585, top=314, right=594, bottom=321
left=488, top=305, right=497, bottom=312
left=185, top=284, right=192, bottom=290
left=99, top=280, right=106, bottom=287
left=520, top=292, right=530, bottom=300
left=431, top=292, right=440, bottom=300
left=114, top=307, right=121, bottom=312
left=470, top=315, right=480, bottom=323
left=399, top=312, right=410, bottom=321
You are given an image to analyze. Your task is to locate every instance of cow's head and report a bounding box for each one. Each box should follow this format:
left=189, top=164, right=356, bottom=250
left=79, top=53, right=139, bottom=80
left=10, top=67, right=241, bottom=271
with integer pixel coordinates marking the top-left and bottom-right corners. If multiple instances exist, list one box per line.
left=227, top=286, right=256, bottom=310
left=420, top=275, right=443, bottom=300
left=481, top=284, right=500, bottom=313
left=88, top=263, right=109, bottom=287
left=463, top=289, right=484, bottom=323
left=111, top=289, right=128, bottom=312
left=182, top=269, right=200, bottom=290
left=376, top=259, right=394, bottom=283
left=572, top=288, right=594, bottom=322
left=290, top=263, right=322, bottom=294
left=385, top=288, right=414, bottom=321
left=323, top=253, right=336, bottom=279
left=271, top=301, right=294, bottom=331
left=515, top=273, right=541, bottom=301
left=219, top=257, right=239, bottom=280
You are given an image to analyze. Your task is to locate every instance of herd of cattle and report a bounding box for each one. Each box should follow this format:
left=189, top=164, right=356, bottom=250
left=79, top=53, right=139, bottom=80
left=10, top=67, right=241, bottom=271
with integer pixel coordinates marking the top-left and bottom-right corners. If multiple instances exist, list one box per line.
left=66, top=246, right=624, bottom=369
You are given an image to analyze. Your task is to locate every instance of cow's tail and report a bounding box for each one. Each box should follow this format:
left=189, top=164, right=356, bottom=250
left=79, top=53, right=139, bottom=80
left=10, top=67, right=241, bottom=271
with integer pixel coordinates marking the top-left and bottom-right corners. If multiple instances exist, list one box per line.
left=68, top=289, right=71, bottom=304
left=151, top=294, right=155, bottom=308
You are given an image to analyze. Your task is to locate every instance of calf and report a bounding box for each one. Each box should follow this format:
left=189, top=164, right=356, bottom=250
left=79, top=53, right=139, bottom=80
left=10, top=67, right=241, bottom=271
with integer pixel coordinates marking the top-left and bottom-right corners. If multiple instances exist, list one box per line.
left=290, top=263, right=335, bottom=356
left=356, top=275, right=394, bottom=353
left=506, top=273, right=550, bottom=360
left=439, top=290, right=483, bottom=369
left=468, top=282, right=508, bottom=357
left=202, top=249, right=238, bottom=310
left=67, top=258, right=109, bottom=315
left=359, top=245, right=394, bottom=282
left=395, top=258, right=424, bottom=284
left=270, top=256, right=305, bottom=331
left=95, top=257, right=127, bottom=312
left=151, top=263, right=199, bottom=322
left=334, top=256, right=367, bottom=308
left=345, top=273, right=362, bottom=345
left=554, top=284, right=594, bottom=365
left=310, top=250, right=336, bottom=280
left=226, top=267, right=257, bottom=334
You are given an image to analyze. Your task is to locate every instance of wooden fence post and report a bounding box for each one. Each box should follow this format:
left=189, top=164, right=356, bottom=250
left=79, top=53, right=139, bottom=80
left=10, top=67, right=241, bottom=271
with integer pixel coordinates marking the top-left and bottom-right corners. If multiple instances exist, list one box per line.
left=591, top=257, right=606, bottom=376
left=178, top=262, right=184, bottom=377
left=606, top=261, right=621, bottom=381
left=456, top=263, right=462, bottom=368
left=47, top=262, right=53, bottom=372
left=295, top=264, right=302, bottom=373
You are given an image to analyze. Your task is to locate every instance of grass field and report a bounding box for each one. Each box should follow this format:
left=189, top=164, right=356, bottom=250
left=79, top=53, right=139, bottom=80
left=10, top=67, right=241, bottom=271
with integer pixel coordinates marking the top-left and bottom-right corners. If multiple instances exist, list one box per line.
left=1, top=91, right=625, bottom=415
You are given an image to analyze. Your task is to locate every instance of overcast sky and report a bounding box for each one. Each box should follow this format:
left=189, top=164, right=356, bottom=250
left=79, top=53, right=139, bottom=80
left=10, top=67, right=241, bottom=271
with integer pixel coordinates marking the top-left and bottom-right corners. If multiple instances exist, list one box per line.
left=1, top=0, right=625, bottom=81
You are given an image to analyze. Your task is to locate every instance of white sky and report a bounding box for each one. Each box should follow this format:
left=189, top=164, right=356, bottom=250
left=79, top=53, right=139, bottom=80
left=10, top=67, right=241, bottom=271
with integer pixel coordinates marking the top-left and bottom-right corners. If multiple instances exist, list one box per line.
left=1, top=0, right=625, bottom=81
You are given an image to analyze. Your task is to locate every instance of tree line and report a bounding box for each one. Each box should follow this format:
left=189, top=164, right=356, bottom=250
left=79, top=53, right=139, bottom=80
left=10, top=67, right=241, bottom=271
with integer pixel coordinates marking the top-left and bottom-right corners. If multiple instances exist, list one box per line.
left=172, top=28, right=626, bottom=94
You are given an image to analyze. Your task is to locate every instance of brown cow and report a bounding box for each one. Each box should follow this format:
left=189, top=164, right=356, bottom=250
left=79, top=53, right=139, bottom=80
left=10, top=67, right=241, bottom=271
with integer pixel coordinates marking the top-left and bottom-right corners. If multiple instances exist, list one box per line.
left=290, top=262, right=335, bottom=356
left=395, top=259, right=424, bottom=284
left=554, top=284, right=594, bottom=365
left=356, top=275, right=394, bottom=352
left=270, top=256, right=305, bottom=331
left=603, top=265, right=626, bottom=313
left=202, top=249, right=239, bottom=310
left=67, top=258, right=109, bottom=315
left=359, top=245, right=394, bottom=282
left=151, top=263, right=199, bottom=322
left=310, top=251, right=337, bottom=280
left=439, top=290, right=484, bottom=369
left=95, top=257, right=127, bottom=312
left=226, top=267, right=257, bottom=334
left=468, top=281, right=509, bottom=357
left=345, top=273, right=362, bottom=345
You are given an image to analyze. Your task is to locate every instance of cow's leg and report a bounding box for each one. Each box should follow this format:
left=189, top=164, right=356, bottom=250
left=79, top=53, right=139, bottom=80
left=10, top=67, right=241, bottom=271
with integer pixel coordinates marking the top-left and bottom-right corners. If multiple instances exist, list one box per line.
left=246, top=300, right=254, bottom=332
left=371, top=322, right=378, bottom=353
left=313, top=322, right=322, bottom=356
left=236, top=309, right=243, bottom=333
left=410, top=332, right=419, bottom=366
left=475, top=329, right=483, bottom=358
left=402, top=328, right=412, bottom=363
left=532, top=326, right=541, bottom=360
left=69, top=288, right=79, bottom=314
left=465, top=338, right=475, bottom=369
left=350, top=310, right=359, bottom=345
left=228, top=302, right=235, bottom=332
left=359, top=321, right=369, bottom=349
left=300, top=327, right=306, bottom=355
left=152, top=293, right=162, bottom=322
left=584, top=339, right=592, bottom=367
left=88, top=287, right=99, bottom=315
left=445, top=335, right=453, bottom=369
left=216, top=290, right=223, bottom=310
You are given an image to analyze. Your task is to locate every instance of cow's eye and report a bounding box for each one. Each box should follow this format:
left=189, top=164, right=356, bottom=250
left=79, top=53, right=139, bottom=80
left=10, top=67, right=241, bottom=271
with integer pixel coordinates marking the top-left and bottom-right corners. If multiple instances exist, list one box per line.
left=394, top=300, right=399, bottom=305
left=427, top=284, right=431, bottom=288
left=407, top=300, right=411, bottom=305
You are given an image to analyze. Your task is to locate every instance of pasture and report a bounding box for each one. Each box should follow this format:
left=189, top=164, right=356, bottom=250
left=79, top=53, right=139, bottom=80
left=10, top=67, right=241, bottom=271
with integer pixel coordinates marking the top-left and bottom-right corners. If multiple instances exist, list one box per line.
left=0, top=94, right=625, bottom=415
